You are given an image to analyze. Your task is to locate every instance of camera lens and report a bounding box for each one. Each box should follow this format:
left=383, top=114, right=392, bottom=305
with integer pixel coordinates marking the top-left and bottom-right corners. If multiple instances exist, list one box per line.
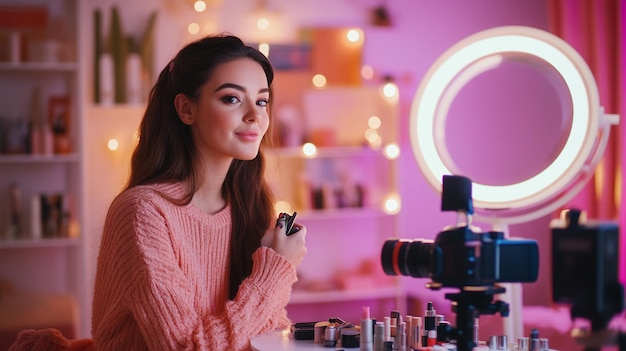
left=381, top=239, right=433, bottom=278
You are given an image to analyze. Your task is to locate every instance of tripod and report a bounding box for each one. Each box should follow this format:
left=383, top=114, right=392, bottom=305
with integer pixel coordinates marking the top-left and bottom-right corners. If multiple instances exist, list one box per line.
left=428, top=283, right=510, bottom=351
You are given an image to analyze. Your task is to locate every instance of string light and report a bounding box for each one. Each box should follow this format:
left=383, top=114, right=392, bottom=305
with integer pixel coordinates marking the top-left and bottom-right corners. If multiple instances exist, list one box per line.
left=383, top=195, right=401, bottom=214
left=107, top=139, right=119, bottom=151
left=361, top=65, right=375, bottom=80
left=193, top=0, right=207, bottom=12
left=368, top=115, right=382, bottom=129
left=257, top=17, right=270, bottom=30
left=384, top=143, right=400, bottom=160
left=258, top=43, right=270, bottom=57
left=312, top=74, right=327, bottom=88
left=365, top=129, right=382, bottom=149
left=187, top=22, right=200, bottom=35
left=302, top=143, right=317, bottom=157
left=346, top=28, right=362, bottom=43
left=382, top=81, right=398, bottom=98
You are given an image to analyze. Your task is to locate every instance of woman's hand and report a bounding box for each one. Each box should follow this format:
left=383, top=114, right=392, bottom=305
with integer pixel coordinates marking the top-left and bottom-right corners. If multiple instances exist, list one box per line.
left=261, top=213, right=307, bottom=267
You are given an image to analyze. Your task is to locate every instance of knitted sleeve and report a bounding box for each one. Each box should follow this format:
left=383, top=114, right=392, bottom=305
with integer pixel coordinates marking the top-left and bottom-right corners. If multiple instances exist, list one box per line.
left=94, top=190, right=297, bottom=351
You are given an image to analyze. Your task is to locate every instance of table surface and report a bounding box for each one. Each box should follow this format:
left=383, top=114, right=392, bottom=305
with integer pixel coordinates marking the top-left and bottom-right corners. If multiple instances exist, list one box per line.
left=250, top=329, right=562, bottom=351
left=250, top=328, right=349, bottom=351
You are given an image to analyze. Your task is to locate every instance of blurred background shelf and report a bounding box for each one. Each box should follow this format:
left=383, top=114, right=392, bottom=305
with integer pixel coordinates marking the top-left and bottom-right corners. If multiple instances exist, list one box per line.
left=0, top=237, right=80, bottom=249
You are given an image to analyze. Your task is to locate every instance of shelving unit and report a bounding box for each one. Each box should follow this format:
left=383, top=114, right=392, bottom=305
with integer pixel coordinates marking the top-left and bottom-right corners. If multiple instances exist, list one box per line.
left=0, top=0, right=87, bottom=341
left=0, top=62, right=78, bottom=72
left=0, top=237, right=80, bottom=249
left=264, top=82, right=403, bottom=321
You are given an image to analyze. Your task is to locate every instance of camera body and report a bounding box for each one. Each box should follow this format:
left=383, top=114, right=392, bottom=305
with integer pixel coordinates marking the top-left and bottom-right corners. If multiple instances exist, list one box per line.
left=552, top=209, right=623, bottom=329
left=382, top=225, right=539, bottom=289
left=381, top=175, right=539, bottom=289
left=380, top=175, right=540, bottom=351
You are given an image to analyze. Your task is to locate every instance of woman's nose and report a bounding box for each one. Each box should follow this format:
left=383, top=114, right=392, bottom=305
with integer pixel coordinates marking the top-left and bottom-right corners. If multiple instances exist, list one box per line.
left=244, top=103, right=261, bottom=122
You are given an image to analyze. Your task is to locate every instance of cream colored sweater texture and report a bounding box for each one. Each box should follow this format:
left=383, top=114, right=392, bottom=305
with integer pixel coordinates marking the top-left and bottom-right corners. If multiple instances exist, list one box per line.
left=92, top=183, right=297, bottom=350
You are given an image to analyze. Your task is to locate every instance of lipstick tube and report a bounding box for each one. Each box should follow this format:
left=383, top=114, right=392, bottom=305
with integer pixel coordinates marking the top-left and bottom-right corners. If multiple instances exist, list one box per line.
left=361, top=306, right=373, bottom=351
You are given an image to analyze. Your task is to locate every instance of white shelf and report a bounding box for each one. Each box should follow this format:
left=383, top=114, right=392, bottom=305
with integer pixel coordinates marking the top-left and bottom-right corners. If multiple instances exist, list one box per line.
left=289, top=286, right=402, bottom=304
left=0, top=153, right=79, bottom=164
left=0, top=237, right=81, bottom=249
left=0, top=62, right=78, bottom=72
left=266, top=145, right=386, bottom=159
left=298, top=207, right=393, bottom=220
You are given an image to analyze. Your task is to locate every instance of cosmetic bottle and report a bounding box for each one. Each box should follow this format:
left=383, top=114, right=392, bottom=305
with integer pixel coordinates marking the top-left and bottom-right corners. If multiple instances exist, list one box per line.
left=411, top=316, right=422, bottom=350
left=406, top=315, right=413, bottom=351
left=529, top=329, right=539, bottom=351
left=487, top=335, right=507, bottom=350
left=423, top=302, right=436, bottom=347
left=384, top=316, right=391, bottom=342
left=391, top=310, right=402, bottom=350
left=361, top=306, right=374, bottom=351
left=375, top=322, right=385, bottom=351
left=397, top=322, right=407, bottom=351
left=324, top=325, right=337, bottom=347
left=514, top=337, right=529, bottom=350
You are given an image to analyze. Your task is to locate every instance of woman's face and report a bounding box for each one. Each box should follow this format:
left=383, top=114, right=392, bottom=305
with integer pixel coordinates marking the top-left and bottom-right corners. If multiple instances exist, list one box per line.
left=183, top=57, right=270, bottom=164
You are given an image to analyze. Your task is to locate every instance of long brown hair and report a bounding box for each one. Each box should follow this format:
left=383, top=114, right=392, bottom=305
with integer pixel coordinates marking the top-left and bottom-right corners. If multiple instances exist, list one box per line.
left=127, top=34, right=276, bottom=299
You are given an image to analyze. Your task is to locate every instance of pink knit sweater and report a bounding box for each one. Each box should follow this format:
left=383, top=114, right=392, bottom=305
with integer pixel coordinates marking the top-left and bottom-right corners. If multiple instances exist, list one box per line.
left=92, top=183, right=297, bottom=350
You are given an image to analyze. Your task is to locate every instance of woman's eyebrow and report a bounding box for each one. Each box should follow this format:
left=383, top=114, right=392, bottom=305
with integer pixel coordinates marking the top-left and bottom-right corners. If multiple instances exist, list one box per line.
left=215, top=83, right=244, bottom=92
left=215, top=83, right=270, bottom=94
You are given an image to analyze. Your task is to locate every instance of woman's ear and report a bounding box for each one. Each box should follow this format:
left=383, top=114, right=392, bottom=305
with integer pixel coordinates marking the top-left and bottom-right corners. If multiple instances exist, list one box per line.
left=174, top=93, right=195, bottom=125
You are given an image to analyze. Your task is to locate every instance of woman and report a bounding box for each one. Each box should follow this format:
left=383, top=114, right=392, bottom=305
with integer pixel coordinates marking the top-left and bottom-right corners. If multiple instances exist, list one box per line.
left=91, top=34, right=307, bottom=350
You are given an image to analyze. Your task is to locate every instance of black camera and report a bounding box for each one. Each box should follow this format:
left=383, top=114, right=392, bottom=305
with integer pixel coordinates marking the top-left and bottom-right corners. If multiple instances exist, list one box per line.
left=381, top=175, right=539, bottom=288
left=552, top=209, right=624, bottom=330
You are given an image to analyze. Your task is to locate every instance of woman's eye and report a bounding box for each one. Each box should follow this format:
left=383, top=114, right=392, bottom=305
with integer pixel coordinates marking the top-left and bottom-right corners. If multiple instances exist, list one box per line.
left=221, top=95, right=241, bottom=104
left=257, top=99, right=269, bottom=107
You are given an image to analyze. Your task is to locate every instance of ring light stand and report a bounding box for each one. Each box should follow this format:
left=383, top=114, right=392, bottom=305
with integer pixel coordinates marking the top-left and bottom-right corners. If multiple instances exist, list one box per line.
left=409, top=26, right=619, bottom=342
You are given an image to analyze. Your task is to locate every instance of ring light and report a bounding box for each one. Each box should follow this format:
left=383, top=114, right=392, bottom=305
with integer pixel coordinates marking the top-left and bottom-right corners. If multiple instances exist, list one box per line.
left=408, top=25, right=620, bottom=343
left=410, top=26, right=619, bottom=224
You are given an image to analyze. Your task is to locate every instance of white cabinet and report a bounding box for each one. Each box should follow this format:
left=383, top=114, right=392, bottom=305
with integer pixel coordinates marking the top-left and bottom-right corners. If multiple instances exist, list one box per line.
left=0, top=0, right=87, bottom=340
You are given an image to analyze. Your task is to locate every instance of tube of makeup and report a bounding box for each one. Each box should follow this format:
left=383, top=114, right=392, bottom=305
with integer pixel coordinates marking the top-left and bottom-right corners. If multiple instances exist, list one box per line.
left=374, top=321, right=385, bottom=351
left=398, top=322, right=407, bottom=351
left=423, top=302, right=436, bottom=347
left=361, top=306, right=374, bottom=351
left=412, top=316, right=422, bottom=350
left=406, top=315, right=413, bottom=351
left=384, top=316, right=391, bottom=342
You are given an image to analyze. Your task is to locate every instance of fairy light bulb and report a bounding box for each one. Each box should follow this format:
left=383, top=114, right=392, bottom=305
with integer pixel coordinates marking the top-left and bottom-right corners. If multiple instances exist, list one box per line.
left=302, top=143, right=317, bottom=157
left=368, top=115, right=382, bottom=129
left=383, top=195, right=401, bottom=214
left=107, top=139, right=119, bottom=151
left=193, top=1, right=206, bottom=12
left=382, top=81, right=398, bottom=98
left=187, top=22, right=200, bottom=35
left=361, top=65, right=375, bottom=80
left=346, top=28, right=361, bottom=43
left=384, top=143, right=400, bottom=160
left=312, top=74, right=327, bottom=88
left=259, top=43, right=270, bottom=57
left=257, top=17, right=270, bottom=30
left=365, top=129, right=382, bottom=149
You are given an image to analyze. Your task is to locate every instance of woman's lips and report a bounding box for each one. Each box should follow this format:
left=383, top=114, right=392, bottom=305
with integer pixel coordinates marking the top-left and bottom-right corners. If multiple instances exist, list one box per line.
left=235, top=130, right=260, bottom=142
